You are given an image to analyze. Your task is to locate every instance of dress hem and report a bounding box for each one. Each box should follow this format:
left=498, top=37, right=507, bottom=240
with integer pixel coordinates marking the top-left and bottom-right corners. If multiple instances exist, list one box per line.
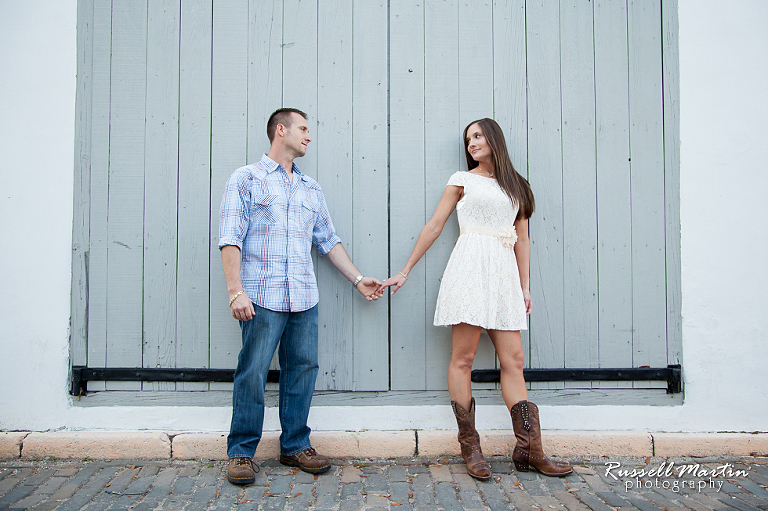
left=433, top=321, right=528, bottom=332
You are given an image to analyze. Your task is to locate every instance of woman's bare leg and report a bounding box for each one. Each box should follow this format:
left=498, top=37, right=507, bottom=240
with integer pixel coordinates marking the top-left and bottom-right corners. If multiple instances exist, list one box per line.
left=447, top=323, right=483, bottom=410
left=487, top=329, right=528, bottom=409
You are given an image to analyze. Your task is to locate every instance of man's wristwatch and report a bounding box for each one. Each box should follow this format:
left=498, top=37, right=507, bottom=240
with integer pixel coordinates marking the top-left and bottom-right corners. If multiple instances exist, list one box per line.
left=352, top=275, right=364, bottom=288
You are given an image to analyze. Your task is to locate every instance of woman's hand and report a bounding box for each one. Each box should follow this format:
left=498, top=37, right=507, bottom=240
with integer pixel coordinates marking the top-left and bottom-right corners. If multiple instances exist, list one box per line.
left=356, top=277, right=384, bottom=301
left=522, top=288, right=532, bottom=315
left=378, top=272, right=407, bottom=295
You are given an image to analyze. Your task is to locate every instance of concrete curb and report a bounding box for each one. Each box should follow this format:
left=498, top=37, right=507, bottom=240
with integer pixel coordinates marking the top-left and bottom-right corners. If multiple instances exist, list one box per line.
left=418, top=430, right=653, bottom=457
left=20, top=432, right=171, bottom=460
left=313, top=431, right=416, bottom=459
left=654, top=432, right=768, bottom=457
left=172, top=432, right=280, bottom=461
left=0, top=432, right=27, bottom=459
left=544, top=430, right=655, bottom=457
left=2, top=431, right=767, bottom=460
left=172, top=431, right=416, bottom=460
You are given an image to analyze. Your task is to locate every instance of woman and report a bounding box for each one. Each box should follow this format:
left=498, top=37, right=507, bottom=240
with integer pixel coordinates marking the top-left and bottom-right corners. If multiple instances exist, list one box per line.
left=380, top=118, right=571, bottom=479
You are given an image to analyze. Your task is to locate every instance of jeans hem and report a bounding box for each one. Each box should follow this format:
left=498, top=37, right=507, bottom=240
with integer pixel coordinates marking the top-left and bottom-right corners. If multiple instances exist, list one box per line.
left=281, top=443, right=313, bottom=457
left=227, top=453, right=255, bottom=460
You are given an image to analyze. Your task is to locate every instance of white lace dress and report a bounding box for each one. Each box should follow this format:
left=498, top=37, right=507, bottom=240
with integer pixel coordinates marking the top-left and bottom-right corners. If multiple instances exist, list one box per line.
left=433, top=171, right=528, bottom=331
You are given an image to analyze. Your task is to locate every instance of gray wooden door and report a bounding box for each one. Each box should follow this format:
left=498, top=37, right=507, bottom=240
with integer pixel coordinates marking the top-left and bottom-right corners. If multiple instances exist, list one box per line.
left=71, top=0, right=680, bottom=393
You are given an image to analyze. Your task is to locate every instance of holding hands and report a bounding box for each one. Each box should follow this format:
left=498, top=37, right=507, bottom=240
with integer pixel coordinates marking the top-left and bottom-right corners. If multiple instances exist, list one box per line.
left=356, top=277, right=385, bottom=301
left=378, top=271, right=408, bottom=295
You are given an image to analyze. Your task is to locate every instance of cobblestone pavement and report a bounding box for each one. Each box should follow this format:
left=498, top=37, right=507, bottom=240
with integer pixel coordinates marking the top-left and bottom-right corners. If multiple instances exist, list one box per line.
left=1, top=456, right=766, bottom=510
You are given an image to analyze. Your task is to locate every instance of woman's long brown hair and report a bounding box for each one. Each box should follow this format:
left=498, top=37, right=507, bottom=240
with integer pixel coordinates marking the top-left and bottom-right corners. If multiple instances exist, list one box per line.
left=463, top=118, right=535, bottom=220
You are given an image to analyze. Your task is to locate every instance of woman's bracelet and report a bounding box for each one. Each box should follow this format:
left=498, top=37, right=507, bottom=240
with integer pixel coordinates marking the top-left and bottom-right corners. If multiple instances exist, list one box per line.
left=229, top=290, right=245, bottom=307
left=399, top=271, right=408, bottom=280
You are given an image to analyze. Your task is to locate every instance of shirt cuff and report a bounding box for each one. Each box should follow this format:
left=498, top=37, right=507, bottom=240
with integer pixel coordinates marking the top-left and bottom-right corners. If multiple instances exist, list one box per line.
left=316, top=235, right=342, bottom=256
left=218, top=237, right=244, bottom=251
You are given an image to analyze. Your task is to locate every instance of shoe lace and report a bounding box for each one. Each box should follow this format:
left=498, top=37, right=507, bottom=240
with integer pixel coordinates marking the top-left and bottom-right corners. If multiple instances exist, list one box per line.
left=303, top=447, right=318, bottom=457
left=235, top=457, right=260, bottom=473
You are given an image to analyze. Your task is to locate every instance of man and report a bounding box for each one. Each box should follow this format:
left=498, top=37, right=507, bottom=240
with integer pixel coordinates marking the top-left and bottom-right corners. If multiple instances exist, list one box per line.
left=219, top=108, right=382, bottom=484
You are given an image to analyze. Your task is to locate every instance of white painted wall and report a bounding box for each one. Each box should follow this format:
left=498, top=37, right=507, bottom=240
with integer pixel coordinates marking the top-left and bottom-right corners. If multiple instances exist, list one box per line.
left=0, top=1, right=78, bottom=429
left=1, top=0, right=766, bottom=434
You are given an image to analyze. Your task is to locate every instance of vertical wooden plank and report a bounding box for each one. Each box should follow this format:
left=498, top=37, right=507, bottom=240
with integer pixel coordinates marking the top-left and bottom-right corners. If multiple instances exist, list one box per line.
left=352, top=0, right=390, bottom=391
left=209, top=0, right=249, bottom=388
left=560, top=0, right=598, bottom=381
left=86, top=0, right=112, bottom=391
left=493, top=0, right=527, bottom=173
left=628, top=0, right=667, bottom=379
left=248, top=0, right=284, bottom=164
left=662, top=0, right=682, bottom=368
left=105, top=0, right=147, bottom=389
left=457, top=0, right=497, bottom=388
left=458, top=0, right=494, bottom=125
left=176, top=0, right=212, bottom=390
left=594, top=0, right=632, bottom=386
left=390, top=0, right=426, bottom=390
left=143, top=0, right=180, bottom=390
left=282, top=0, right=317, bottom=180
left=71, top=0, right=94, bottom=369
left=316, top=0, right=354, bottom=390
left=493, top=0, right=529, bottom=367
left=526, top=1, right=564, bottom=386
left=424, top=0, right=459, bottom=391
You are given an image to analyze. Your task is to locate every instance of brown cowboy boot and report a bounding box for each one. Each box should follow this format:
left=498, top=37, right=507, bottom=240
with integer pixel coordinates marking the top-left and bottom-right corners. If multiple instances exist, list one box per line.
left=510, top=400, right=572, bottom=477
left=451, top=398, right=491, bottom=480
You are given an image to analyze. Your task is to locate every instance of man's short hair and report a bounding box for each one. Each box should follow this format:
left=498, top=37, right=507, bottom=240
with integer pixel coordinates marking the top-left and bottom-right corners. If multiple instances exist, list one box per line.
left=267, top=108, right=308, bottom=143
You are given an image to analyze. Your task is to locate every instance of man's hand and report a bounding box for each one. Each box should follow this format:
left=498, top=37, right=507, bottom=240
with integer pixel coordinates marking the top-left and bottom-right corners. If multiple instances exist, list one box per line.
left=325, top=244, right=384, bottom=302
left=230, top=292, right=255, bottom=321
left=356, top=277, right=384, bottom=301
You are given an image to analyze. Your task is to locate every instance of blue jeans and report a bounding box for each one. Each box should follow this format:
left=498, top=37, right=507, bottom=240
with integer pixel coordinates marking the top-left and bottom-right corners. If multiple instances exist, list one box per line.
left=227, top=303, right=319, bottom=458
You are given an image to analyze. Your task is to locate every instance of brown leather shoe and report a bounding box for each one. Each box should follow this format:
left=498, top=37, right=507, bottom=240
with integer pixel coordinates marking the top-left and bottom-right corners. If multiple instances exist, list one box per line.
left=227, top=457, right=258, bottom=485
left=279, top=447, right=331, bottom=474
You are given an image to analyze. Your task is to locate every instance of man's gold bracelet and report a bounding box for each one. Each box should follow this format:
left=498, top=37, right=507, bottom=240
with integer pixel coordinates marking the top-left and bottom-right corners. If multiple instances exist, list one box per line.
left=229, top=290, right=245, bottom=307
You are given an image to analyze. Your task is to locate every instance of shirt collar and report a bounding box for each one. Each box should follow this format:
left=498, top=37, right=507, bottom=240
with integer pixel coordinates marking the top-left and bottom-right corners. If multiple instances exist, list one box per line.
left=260, top=153, right=305, bottom=180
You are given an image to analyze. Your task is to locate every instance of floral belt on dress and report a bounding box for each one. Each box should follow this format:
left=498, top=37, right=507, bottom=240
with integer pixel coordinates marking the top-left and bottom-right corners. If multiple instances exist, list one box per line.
left=459, top=225, right=518, bottom=248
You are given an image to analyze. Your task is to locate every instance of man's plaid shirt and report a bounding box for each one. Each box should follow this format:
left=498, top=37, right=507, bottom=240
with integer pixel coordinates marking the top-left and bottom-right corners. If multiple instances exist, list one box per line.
left=219, top=154, right=341, bottom=312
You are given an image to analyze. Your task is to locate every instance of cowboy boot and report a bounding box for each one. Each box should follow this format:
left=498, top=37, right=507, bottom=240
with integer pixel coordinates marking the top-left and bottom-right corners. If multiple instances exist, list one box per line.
left=510, top=400, right=572, bottom=477
left=451, top=398, right=492, bottom=480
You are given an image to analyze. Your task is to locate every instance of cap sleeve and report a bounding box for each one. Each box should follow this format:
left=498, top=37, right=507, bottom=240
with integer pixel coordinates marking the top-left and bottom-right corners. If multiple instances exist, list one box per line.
left=446, top=171, right=464, bottom=188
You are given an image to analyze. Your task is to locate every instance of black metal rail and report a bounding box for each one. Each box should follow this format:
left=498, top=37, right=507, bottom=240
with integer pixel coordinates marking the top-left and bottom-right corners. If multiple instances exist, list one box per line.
left=70, top=367, right=278, bottom=396
left=472, top=365, right=682, bottom=394
left=71, top=364, right=681, bottom=395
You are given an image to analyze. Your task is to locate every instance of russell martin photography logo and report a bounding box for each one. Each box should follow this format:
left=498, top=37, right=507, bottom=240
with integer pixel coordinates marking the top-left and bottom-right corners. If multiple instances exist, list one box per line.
left=604, top=460, right=749, bottom=493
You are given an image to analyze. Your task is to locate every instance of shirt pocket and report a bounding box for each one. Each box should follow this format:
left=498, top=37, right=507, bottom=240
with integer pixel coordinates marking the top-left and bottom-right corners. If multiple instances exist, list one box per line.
left=301, top=199, right=319, bottom=233
left=251, top=194, right=279, bottom=225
